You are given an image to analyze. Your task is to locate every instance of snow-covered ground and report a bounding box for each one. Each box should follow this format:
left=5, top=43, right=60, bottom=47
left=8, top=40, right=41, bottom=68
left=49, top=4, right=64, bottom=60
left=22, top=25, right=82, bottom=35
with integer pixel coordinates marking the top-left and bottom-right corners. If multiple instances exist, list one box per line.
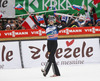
left=0, top=64, right=100, bottom=81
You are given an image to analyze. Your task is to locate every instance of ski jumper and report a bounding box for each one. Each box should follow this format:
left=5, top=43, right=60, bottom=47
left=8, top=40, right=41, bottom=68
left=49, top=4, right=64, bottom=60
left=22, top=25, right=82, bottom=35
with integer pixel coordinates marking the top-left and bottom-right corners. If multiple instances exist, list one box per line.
left=32, top=15, right=70, bottom=76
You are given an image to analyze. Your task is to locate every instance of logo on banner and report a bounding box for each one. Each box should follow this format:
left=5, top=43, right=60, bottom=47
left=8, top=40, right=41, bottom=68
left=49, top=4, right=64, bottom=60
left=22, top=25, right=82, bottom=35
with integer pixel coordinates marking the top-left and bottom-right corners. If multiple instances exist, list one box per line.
left=4, top=31, right=29, bottom=37
left=0, top=45, right=13, bottom=62
left=0, top=0, right=8, bottom=14
left=16, top=0, right=96, bottom=13
left=20, top=0, right=39, bottom=12
left=66, top=39, right=74, bottom=47
left=0, top=42, right=21, bottom=69
left=0, top=0, right=15, bottom=18
left=28, top=40, right=93, bottom=66
left=0, top=0, right=8, bottom=8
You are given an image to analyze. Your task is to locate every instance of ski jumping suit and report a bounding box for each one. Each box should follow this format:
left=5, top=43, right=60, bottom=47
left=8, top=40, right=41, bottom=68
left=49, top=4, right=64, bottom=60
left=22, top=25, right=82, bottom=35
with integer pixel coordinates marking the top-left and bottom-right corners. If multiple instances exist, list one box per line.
left=32, top=15, right=70, bottom=76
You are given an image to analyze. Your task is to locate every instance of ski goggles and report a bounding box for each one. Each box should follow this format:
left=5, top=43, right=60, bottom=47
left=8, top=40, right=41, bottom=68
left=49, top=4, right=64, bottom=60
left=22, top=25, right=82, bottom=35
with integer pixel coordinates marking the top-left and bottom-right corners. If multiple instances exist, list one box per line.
left=48, top=16, right=56, bottom=22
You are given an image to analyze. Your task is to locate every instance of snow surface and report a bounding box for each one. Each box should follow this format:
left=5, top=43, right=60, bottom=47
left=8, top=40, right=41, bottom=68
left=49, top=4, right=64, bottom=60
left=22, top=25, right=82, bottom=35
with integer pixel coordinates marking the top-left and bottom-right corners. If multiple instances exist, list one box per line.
left=0, top=64, right=100, bottom=81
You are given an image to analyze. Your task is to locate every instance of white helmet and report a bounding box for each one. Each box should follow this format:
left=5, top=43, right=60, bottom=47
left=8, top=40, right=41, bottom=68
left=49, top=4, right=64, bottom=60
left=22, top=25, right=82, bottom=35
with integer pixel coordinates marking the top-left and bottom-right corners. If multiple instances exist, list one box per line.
left=48, top=15, right=56, bottom=22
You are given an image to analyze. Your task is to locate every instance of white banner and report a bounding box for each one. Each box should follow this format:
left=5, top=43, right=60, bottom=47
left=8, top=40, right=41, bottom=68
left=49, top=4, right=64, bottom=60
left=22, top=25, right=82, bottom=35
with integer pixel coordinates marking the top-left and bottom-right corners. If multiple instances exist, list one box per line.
left=0, top=41, right=21, bottom=69
left=21, top=38, right=100, bottom=68
left=0, top=0, right=15, bottom=18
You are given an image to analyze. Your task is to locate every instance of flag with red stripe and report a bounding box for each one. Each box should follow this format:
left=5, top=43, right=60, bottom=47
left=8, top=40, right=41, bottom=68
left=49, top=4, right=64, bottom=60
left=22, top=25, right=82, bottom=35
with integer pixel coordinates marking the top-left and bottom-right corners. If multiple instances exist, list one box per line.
left=93, top=0, right=100, bottom=5
left=22, top=15, right=37, bottom=29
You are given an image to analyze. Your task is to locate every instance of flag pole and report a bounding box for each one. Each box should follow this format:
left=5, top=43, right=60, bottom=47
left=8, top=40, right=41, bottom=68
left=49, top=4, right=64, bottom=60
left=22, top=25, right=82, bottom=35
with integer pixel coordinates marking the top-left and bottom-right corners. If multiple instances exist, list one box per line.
left=15, top=9, right=69, bottom=17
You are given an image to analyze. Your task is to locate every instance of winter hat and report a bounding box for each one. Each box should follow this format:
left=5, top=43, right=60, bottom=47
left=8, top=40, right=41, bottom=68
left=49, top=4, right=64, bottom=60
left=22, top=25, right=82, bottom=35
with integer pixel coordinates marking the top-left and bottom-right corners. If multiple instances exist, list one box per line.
left=6, top=25, right=10, bottom=28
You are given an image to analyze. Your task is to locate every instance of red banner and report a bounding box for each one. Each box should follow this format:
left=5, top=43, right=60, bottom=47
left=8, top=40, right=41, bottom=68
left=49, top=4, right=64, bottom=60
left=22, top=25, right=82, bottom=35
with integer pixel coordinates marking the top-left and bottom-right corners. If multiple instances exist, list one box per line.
left=0, top=27, right=100, bottom=38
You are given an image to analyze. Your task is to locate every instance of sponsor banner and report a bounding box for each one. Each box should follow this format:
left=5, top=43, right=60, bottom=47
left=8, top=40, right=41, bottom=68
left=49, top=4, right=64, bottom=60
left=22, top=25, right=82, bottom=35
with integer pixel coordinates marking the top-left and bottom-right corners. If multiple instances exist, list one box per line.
left=15, top=0, right=100, bottom=17
left=0, top=27, right=100, bottom=38
left=0, top=41, right=22, bottom=69
left=0, top=0, right=100, bottom=18
left=59, top=26, right=100, bottom=35
left=21, top=38, right=100, bottom=68
left=0, top=30, right=30, bottom=38
left=0, top=0, right=15, bottom=18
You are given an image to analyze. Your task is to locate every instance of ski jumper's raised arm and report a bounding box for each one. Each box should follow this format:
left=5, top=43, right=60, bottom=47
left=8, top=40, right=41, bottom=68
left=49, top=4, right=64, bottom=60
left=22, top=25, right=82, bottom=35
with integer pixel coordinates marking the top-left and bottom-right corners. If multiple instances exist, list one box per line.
left=44, top=14, right=48, bottom=25
left=32, top=15, right=46, bottom=30
left=57, top=19, right=72, bottom=31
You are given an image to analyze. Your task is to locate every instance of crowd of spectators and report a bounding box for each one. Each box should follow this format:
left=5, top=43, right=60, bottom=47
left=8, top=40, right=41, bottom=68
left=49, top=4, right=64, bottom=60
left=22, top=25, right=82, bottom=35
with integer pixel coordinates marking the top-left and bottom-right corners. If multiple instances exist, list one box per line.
left=0, top=16, right=25, bottom=31
left=0, top=6, right=100, bottom=31
left=54, top=5, right=100, bottom=28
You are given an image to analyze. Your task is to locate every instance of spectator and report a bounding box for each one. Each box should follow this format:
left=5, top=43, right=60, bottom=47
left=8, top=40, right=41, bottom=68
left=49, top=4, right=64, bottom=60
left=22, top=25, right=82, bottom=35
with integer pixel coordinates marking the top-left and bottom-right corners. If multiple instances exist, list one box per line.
left=0, top=22, right=3, bottom=30
left=0, top=25, right=3, bottom=30
left=11, top=23, right=16, bottom=30
left=4, top=20, right=11, bottom=30
left=5, top=24, right=11, bottom=31
left=84, top=18, right=93, bottom=27
left=9, top=20, right=17, bottom=30
left=61, top=15, right=67, bottom=25
left=17, top=16, right=23, bottom=22
left=68, top=18, right=80, bottom=27
left=96, top=19, right=100, bottom=26
left=78, top=15, right=86, bottom=27
left=16, top=19, right=23, bottom=30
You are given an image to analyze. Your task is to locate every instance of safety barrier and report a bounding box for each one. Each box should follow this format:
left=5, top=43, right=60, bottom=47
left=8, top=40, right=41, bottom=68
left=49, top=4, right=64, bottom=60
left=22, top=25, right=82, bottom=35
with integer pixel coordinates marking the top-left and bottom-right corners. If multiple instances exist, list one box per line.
left=0, top=26, right=100, bottom=41
left=0, top=27, right=100, bottom=69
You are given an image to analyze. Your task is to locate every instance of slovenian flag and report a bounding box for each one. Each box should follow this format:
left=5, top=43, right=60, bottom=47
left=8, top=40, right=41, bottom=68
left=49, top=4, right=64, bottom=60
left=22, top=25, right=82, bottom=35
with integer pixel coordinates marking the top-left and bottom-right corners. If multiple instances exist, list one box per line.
left=72, top=5, right=83, bottom=11
left=36, top=15, right=45, bottom=24
left=14, top=4, right=24, bottom=10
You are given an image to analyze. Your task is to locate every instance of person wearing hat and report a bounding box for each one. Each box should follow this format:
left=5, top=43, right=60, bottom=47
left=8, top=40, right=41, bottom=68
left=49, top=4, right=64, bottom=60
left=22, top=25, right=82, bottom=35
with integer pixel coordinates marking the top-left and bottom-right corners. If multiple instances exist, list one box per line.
left=78, top=14, right=86, bottom=26
left=96, top=19, right=100, bottom=26
left=77, top=5, right=91, bottom=27
left=68, top=17, right=80, bottom=28
left=32, top=14, right=70, bottom=77
left=84, top=18, right=93, bottom=27
left=5, top=24, right=11, bottom=31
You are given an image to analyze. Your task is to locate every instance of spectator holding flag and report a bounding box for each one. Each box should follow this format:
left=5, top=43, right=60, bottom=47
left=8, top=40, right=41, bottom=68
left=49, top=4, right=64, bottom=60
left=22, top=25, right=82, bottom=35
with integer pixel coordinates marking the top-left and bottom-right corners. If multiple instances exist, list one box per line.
left=75, top=5, right=91, bottom=27
left=96, top=19, right=100, bottom=26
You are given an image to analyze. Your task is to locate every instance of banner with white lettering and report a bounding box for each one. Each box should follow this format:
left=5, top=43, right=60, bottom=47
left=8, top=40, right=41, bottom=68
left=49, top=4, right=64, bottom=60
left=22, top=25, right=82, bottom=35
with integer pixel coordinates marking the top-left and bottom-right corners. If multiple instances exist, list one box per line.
left=0, top=27, right=100, bottom=39
left=21, top=38, right=100, bottom=68
left=0, top=0, right=100, bottom=18
left=0, top=0, right=15, bottom=18
left=15, top=0, right=100, bottom=17
left=0, top=41, right=21, bottom=69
